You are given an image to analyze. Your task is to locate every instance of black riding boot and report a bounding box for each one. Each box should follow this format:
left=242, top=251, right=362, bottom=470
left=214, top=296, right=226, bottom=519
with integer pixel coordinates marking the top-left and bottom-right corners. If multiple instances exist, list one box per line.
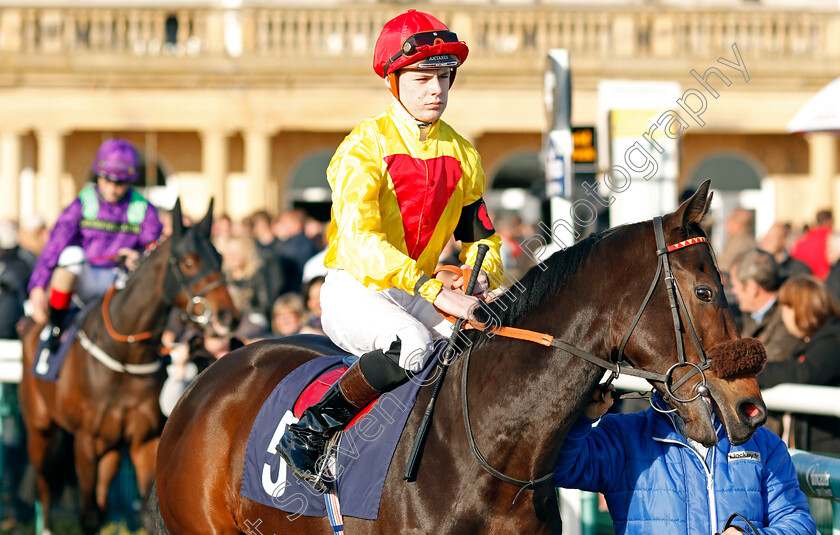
left=40, top=306, right=68, bottom=356
left=276, top=360, right=381, bottom=491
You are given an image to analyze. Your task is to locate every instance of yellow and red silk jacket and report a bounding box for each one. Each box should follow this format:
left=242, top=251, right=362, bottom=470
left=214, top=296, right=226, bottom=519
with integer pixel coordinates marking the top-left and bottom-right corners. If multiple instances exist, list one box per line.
left=324, top=103, right=504, bottom=303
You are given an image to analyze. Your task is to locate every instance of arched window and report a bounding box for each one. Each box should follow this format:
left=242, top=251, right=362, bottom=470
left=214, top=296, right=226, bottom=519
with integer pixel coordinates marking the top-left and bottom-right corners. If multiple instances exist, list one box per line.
left=491, top=152, right=543, bottom=191
left=287, top=150, right=333, bottom=221
left=688, top=152, right=767, bottom=253
left=688, top=153, right=763, bottom=191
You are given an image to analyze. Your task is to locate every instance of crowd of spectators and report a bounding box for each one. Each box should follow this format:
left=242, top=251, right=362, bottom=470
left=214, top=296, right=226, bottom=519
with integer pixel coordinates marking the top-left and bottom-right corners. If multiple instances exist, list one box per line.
left=717, top=206, right=840, bottom=455
left=8, top=198, right=840, bottom=456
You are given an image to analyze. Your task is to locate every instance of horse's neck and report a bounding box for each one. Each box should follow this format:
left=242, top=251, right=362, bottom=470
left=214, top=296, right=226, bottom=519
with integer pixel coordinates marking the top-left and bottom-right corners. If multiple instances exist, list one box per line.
left=99, top=246, right=171, bottom=358
left=456, top=273, right=613, bottom=484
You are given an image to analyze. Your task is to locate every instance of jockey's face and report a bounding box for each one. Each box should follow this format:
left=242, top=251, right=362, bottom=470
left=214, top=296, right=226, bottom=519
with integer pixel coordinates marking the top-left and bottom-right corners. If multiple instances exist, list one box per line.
left=392, top=67, right=450, bottom=123
left=96, top=176, right=130, bottom=204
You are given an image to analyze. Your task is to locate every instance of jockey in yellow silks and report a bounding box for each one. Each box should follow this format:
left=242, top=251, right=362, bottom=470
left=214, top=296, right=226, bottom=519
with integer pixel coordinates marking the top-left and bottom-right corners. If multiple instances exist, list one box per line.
left=275, top=9, right=504, bottom=491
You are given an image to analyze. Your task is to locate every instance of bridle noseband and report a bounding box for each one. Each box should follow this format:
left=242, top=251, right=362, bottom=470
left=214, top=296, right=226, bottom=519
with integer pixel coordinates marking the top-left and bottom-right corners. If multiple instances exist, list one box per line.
left=164, top=254, right=225, bottom=326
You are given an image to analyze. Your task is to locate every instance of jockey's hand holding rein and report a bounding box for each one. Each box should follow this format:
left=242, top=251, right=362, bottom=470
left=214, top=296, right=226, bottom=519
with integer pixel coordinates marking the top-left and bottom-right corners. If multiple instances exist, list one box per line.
left=433, top=267, right=489, bottom=323
left=30, top=248, right=140, bottom=325
left=29, top=287, right=49, bottom=325
left=117, top=247, right=141, bottom=271
left=449, top=264, right=489, bottom=299
left=432, top=286, right=483, bottom=324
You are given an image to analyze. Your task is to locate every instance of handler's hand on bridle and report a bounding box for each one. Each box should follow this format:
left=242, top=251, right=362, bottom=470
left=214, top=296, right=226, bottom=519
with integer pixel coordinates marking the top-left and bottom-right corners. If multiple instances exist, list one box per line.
left=583, top=384, right=614, bottom=420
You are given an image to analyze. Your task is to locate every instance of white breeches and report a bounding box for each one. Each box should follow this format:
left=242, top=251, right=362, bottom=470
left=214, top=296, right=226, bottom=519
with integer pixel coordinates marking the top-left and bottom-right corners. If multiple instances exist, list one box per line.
left=320, top=269, right=453, bottom=372
left=57, top=246, right=118, bottom=302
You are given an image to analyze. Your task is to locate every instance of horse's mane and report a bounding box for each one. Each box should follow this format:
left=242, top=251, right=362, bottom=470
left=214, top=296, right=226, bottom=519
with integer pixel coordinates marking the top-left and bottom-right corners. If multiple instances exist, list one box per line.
left=487, top=230, right=608, bottom=328
left=482, top=220, right=709, bottom=328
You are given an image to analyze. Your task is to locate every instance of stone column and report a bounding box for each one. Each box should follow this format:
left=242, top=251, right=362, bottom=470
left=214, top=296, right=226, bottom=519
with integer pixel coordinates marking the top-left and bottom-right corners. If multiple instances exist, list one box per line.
left=0, top=131, right=22, bottom=221
left=200, top=129, right=229, bottom=215
left=806, top=132, right=837, bottom=216
left=36, top=129, right=66, bottom=223
left=244, top=129, right=271, bottom=212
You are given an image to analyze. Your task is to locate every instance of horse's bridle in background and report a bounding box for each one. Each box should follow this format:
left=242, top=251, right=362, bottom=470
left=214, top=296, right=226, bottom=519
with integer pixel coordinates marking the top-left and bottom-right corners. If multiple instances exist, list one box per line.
left=99, top=237, right=226, bottom=346
left=163, top=252, right=226, bottom=327
left=459, top=216, right=765, bottom=493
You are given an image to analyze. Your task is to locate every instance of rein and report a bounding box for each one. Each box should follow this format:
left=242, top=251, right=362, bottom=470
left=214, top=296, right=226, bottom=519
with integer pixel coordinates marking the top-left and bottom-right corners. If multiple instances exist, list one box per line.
left=441, top=219, right=711, bottom=391
left=449, top=217, right=714, bottom=492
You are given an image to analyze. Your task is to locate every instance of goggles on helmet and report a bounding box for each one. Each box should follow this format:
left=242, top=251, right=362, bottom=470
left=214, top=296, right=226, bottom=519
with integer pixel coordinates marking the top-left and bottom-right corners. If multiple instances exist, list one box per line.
left=383, top=30, right=460, bottom=77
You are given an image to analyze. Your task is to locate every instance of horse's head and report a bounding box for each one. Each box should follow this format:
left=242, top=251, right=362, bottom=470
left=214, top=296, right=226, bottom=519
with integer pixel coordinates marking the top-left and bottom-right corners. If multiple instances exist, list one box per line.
left=619, top=180, right=766, bottom=446
left=164, top=199, right=240, bottom=337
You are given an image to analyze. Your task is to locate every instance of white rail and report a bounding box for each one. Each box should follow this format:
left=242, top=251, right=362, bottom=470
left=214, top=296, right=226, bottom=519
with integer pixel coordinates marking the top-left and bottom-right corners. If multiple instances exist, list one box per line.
left=0, top=339, right=22, bottom=384
left=0, top=340, right=838, bottom=419
left=611, top=373, right=840, bottom=418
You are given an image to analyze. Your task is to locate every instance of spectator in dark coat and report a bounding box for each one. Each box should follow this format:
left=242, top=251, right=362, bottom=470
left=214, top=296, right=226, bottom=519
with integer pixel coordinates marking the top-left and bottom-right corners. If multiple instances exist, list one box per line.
left=246, top=210, right=288, bottom=300
left=730, top=249, right=801, bottom=363
left=0, top=221, right=34, bottom=339
left=758, top=274, right=840, bottom=453
left=275, top=209, right=318, bottom=293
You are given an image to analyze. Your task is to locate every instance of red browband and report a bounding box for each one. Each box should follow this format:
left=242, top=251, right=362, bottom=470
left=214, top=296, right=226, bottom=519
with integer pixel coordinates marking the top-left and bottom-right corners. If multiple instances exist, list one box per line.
left=666, top=236, right=708, bottom=253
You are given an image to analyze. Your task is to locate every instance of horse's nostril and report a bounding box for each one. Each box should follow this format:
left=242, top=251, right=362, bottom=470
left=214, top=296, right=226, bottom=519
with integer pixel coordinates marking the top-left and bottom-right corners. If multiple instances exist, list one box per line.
left=742, top=402, right=760, bottom=418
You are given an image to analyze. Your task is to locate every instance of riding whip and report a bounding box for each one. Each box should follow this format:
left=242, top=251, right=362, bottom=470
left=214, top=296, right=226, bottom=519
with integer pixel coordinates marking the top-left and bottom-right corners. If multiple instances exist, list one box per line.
left=404, top=243, right=489, bottom=482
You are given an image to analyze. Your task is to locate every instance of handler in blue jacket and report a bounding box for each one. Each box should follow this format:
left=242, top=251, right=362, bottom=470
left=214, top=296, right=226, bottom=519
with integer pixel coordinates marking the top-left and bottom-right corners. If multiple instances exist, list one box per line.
left=554, top=388, right=816, bottom=535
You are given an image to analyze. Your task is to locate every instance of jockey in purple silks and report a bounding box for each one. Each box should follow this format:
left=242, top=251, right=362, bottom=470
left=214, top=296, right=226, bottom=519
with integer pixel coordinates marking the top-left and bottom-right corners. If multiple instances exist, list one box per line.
left=28, top=138, right=163, bottom=366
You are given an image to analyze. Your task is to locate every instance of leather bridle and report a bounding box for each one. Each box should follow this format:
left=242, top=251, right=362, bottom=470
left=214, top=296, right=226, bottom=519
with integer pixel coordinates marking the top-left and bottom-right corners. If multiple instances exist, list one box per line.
left=458, top=217, right=716, bottom=492
left=100, top=237, right=226, bottom=346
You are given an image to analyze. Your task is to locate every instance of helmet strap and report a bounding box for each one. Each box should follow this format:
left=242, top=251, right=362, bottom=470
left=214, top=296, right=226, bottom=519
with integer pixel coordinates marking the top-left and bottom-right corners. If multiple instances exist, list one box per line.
left=387, top=72, right=400, bottom=100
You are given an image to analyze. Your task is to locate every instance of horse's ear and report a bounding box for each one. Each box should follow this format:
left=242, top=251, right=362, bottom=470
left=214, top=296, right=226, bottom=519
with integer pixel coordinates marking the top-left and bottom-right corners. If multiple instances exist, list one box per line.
left=197, top=198, right=214, bottom=237
left=172, top=198, right=184, bottom=240
left=674, top=179, right=712, bottom=227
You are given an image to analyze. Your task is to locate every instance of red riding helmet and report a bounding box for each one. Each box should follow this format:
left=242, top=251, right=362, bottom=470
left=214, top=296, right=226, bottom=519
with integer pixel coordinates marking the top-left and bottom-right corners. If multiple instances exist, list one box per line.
left=373, top=10, right=469, bottom=100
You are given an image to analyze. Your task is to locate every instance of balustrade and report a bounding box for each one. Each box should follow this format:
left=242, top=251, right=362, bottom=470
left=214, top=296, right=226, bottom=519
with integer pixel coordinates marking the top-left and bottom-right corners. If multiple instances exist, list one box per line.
left=0, top=5, right=835, bottom=77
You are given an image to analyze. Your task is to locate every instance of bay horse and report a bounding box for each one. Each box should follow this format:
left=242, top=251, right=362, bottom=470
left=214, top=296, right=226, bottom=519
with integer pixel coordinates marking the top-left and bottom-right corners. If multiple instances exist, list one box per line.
left=154, top=181, right=767, bottom=534
left=19, top=199, right=239, bottom=534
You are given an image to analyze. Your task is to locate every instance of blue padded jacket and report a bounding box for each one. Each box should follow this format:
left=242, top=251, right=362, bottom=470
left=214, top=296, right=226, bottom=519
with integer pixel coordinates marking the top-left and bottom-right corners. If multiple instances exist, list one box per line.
left=553, top=399, right=816, bottom=535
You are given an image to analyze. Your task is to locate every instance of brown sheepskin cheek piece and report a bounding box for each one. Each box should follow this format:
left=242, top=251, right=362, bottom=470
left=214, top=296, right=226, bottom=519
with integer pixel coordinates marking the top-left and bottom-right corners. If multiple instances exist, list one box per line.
left=708, top=337, right=767, bottom=378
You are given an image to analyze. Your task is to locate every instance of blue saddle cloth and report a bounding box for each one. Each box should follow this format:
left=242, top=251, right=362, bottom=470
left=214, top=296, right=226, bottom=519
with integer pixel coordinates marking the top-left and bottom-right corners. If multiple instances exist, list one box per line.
left=31, top=301, right=98, bottom=382
left=240, top=348, right=438, bottom=519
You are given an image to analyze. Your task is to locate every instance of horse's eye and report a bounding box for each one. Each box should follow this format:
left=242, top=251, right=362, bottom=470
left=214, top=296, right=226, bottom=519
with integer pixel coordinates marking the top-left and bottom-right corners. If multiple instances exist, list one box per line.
left=183, top=257, right=195, bottom=269
left=695, top=287, right=713, bottom=302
